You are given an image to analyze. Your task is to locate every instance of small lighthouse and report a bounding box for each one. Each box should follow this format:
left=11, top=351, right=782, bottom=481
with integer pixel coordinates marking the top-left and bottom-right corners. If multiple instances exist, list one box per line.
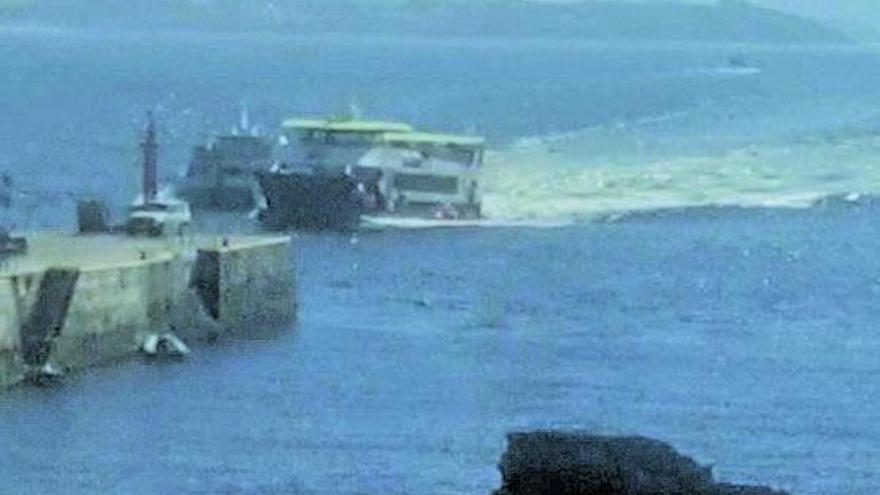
left=140, top=112, right=159, bottom=204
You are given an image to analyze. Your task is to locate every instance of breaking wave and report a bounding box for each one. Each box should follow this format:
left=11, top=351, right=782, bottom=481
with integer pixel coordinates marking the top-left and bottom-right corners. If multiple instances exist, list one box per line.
left=481, top=129, right=880, bottom=223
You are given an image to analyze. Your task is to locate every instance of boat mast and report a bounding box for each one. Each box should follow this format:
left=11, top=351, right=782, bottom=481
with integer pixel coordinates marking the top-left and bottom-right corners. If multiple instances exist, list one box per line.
left=140, top=111, right=158, bottom=204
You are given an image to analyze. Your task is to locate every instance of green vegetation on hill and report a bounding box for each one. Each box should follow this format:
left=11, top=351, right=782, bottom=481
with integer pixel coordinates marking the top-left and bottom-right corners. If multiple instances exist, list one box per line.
left=0, top=0, right=34, bottom=13
left=5, top=0, right=847, bottom=44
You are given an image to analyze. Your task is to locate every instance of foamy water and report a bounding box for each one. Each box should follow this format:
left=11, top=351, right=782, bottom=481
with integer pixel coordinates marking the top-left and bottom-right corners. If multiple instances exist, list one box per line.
left=482, top=131, right=880, bottom=222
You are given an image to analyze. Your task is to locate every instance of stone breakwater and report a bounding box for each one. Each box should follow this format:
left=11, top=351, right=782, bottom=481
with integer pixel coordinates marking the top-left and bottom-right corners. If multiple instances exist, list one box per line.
left=0, top=233, right=295, bottom=388
left=493, top=431, right=789, bottom=495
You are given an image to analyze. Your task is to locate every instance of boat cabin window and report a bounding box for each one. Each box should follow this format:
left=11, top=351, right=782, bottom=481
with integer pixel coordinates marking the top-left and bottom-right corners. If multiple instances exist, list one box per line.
left=219, top=166, right=247, bottom=176
left=297, top=130, right=380, bottom=146
left=431, top=146, right=479, bottom=167
left=130, top=204, right=169, bottom=212
left=393, top=174, right=459, bottom=194
left=353, top=166, right=384, bottom=183
left=389, top=144, right=482, bottom=168
left=289, top=130, right=382, bottom=169
left=212, top=136, right=272, bottom=161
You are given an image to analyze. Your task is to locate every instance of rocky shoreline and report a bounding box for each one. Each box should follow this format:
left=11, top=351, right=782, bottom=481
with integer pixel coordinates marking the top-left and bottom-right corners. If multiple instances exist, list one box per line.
left=492, top=432, right=789, bottom=495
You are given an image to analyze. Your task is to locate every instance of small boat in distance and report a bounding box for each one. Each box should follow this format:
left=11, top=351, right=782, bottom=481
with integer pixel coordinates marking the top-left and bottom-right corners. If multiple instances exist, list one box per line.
left=727, top=54, right=749, bottom=68
left=716, top=54, right=761, bottom=76
left=175, top=109, right=273, bottom=211
left=254, top=116, right=485, bottom=231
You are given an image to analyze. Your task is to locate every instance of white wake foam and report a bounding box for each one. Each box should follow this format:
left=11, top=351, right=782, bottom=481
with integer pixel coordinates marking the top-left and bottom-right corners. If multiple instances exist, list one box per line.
left=480, top=131, right=880, bottom=223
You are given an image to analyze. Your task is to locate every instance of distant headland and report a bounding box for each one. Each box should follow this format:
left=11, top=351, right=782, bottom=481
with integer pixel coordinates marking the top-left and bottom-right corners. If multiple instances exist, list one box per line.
left=2, top=0, right=848, bottom=44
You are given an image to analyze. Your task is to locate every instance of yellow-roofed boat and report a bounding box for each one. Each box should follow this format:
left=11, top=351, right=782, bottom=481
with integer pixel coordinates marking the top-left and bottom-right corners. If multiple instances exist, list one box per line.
left=255, top=116, right=485, bottom=231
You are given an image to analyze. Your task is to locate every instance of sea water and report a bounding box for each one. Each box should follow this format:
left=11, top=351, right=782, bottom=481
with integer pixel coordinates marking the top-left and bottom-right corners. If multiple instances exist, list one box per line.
left=0, top=26, right=879, bottom=494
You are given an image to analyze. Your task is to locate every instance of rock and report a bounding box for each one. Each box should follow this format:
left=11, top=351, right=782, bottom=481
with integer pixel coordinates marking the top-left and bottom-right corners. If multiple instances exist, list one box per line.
left=493, top=431, right=789, bottom=495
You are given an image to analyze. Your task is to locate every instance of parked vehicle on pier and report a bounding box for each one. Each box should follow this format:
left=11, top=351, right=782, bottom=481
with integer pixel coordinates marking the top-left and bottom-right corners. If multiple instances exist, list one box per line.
left=126, top=199, right=193, bottom=237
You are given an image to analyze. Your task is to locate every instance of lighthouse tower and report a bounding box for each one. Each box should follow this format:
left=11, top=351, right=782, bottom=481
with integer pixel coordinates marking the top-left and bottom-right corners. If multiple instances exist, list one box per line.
left=140, top=112, right=158, bottom=204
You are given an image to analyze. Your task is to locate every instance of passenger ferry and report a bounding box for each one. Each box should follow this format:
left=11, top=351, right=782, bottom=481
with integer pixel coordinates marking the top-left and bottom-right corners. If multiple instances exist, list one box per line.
left=355, top=131, right=484, bottom=227
left=254, top=116, right=485, bottom=230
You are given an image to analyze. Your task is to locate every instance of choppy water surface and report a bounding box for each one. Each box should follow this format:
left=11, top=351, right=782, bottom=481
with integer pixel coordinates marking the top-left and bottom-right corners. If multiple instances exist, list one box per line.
left=3, top=206, right=880, bottom=494
left=1, top=27, right=880, bottom=494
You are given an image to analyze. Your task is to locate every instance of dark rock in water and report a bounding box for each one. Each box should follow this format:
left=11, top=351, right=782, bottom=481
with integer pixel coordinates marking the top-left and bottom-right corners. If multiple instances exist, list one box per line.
left=493, top=431, right=789, bottom=495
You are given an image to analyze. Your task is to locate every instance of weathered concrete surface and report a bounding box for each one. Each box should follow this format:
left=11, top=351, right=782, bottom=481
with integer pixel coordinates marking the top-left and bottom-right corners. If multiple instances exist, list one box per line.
left=493, top=431, right=789, bottom=495
left=0, top=233, right=295, bottom=388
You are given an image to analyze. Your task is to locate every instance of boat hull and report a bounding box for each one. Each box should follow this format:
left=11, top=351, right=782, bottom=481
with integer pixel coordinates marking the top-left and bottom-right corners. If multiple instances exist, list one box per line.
left=255, top=170, right=483, bottom=231
left=255, top=170, right=363, bottom=231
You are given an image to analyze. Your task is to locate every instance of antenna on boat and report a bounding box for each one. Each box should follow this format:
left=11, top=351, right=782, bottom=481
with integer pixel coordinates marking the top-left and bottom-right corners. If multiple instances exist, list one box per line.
left=140, top=111, right=159, bottom=205
left=240, top=103, right=251, bottom=135
left=348, top=99, right=362, bottom=120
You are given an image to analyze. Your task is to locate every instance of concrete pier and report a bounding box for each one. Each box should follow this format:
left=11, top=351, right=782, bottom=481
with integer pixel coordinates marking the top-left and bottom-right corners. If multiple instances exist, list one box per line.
left=0, top=233, right=295, bottom=388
